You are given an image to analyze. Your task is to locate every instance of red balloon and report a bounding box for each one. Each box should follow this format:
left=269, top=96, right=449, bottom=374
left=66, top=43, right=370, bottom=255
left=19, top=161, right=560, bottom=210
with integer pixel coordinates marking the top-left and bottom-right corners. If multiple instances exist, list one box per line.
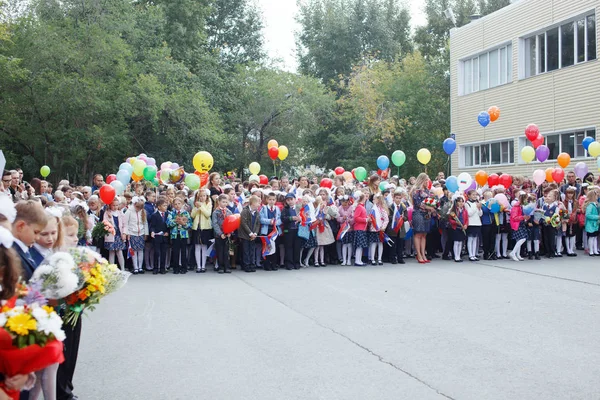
left=106, top=174, right=117, bottom=184
left=351, top=169, right=356, bottom=179
left=488, top=173, right=499, bottom=187
left=334, top=167, right=345, bottom=175
left=427, top=179, right=432, bottom=190
left=99, top=185, right=116, bottom=205
left=268, top=146, right=279, bottom=160
left=499, top=174, right=512, bottom=188
left=223, top=214, right=241, bottom=234
left=552, top=167, right=565, bottom=183
left=525, top=124, right=540, bottom=142
left=320, top=178, right=333, bottom=189
left=531, top=134, right=544, bottom=149
left=259, top=175, right=268, bottom=185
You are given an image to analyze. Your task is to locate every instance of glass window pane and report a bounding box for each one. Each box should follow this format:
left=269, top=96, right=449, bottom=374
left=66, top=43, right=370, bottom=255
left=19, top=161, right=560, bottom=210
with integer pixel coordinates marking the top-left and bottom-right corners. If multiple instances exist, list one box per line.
left=547, top=27, right=559, bottom=71
left=501, top=141, right=509, bottom=163
left=472, top=57, right=479, bottom=91
left=578, top=19, right=586, bottom=62
left=509, top=140, right=514, bottom=163
left=474, top=146, right=480, bottom=165
left=561, top=22, right=575, bottom=67
left=588, top=15, right=596, bottom=61
left=575, top=131, right=586, bottom=157
left=465, top=146, right=473, bottom=167
left=539, top=34, right=546, bottom=73
left=479, top=53, right=488, bottom=90
left=507, top=43, right=513, bottom=81
left=489, top=49, right=499, bottom=87
left=546, top=134, right=560, bottom=160
left=500, top=47, right=507, bottom=84
left=526, top=37, right=536, bottom=77
left=587, top=129, right=596, bottom=140
left=481, top=145, right=489, bottom=165
left=491, top=142, right=501, bottom=164
left=561, top=132, right=576, bottom=158
left=464, top=60, right=472, bottom=94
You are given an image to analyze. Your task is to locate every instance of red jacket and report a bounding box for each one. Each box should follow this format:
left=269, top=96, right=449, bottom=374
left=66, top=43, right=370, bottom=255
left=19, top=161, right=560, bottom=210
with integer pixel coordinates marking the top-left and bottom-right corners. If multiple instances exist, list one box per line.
left=353, top=203, right=368, bottom=231
left=510, top=204, right=525, bottom=231
left=449, top=208, right=469, bottom=230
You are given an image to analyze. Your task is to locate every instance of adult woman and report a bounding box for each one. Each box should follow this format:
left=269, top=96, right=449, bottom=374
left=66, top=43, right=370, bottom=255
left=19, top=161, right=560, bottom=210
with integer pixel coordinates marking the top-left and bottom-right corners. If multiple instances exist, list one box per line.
left=367, top=175, right=381, bottom=202
left=410, top=173, right=435, bottom=264
left=207, top=172, right=223, bottom=210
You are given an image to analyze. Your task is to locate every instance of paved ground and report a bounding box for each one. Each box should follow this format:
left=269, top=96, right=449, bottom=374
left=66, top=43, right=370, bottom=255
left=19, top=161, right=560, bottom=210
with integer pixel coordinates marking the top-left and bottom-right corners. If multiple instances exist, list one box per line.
left=74, top=256, right=600, bottom=400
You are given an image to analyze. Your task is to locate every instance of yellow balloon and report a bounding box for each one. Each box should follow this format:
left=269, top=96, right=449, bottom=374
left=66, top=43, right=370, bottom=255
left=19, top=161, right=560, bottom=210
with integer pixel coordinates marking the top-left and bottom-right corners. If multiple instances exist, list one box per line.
left=133, top=159, right=146, bottom=176
left=129, top=157, right=137, bottom=165
left=417, top=148, right=431, bottom=165
left=588, top=141, right=600, bottom=158
left=193, top=151, right=214, bottom=172
left=521, top=146, right=536, bottom=163
left=342, top=171, right=353, bottom=182
left=278, top=145, right=289, bottom=161
left=249, top=162, right=261, bottom=175
left=267, top=139, right=278, bottom=149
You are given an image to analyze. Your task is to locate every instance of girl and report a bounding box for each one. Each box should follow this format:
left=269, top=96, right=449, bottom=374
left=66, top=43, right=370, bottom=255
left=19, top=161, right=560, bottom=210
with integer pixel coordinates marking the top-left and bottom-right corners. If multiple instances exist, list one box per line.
left=124, top=196, right=149, bottom=274
left=509, top=192, right=529, bottom=262
left=564, top=187, right=579, bottom=257
left=301, top=194, right=319, bottom=267
left=353, top=193, right=368, bottom=266
left=465, top=190, right=482, bottom=262
left=578, top=184, right=589, bottom=253
left=336, top=194, right=354, bottom=266
left=494, top=186, right=510, bottom=259
left=71, top=203, right=90, bottom=246
left=584, top=189, right=600, bottom=256
left=314, top=188, right=338, bottom=266
left=526, top=194, right=541, bottom=260
left=61, top=215, right=80, bottom=249
left=367, top=175, right=381, bottom=202
left=448, top=194, right=468, bottom=263
left=541, top=189, right=560, bottom=259
left=103, top=198, right=127, bottom=270
left=410, top=173, right=434, bottom=264
left=367, top=193, right=389, bottom=265
left=191, top=189, right=213, bottom=273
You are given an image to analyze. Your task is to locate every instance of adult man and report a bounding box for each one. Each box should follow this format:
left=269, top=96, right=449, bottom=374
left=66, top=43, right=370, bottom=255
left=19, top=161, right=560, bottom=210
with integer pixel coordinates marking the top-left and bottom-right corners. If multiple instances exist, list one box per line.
left=91, top=174, right=104, bottom=193
left=560, top=171, right=581, bottom=197
left=2, top=170, right=11, bottom=193
left=436, top=171, right=445, bottom=181
left=9, top=170, right=24, bottom=202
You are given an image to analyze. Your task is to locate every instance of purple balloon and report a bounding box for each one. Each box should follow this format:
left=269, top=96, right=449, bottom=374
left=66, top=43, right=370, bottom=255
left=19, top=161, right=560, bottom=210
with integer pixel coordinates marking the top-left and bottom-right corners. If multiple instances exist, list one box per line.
left=536, top=145, right=550, bottom=162
left=171, top=163, right=179, bottom=170
left=147, top=157, right=156, bottom=166
left=574, top=162, right=589, bottom=179
left=467, top=180, right=477, bottom=191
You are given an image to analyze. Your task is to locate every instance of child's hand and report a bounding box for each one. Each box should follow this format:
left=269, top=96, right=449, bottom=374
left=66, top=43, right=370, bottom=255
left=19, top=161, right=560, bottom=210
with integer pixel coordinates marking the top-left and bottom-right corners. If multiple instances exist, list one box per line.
left=151, top=232, right=155, bottom=238
left=195, top=202, right=201, bottom=208
left=121, top=234, right=127, bottom=240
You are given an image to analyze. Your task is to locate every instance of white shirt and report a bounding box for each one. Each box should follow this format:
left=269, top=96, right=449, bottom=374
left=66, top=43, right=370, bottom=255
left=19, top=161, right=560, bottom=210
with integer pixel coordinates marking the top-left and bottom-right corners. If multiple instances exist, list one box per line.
left=33, top=243, right=53, bottom=258
left=14, top=238, right=29, bottom=253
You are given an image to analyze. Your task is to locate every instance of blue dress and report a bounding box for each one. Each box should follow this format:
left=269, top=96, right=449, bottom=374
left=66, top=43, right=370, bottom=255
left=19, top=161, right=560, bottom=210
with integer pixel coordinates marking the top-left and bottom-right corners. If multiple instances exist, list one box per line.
left=412, top=189, right=431, bottom=234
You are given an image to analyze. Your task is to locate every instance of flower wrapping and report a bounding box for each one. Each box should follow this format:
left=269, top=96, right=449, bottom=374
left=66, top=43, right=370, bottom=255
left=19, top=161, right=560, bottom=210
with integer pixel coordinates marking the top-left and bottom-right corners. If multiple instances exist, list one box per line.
left=30, top=252, right=83, bottom=299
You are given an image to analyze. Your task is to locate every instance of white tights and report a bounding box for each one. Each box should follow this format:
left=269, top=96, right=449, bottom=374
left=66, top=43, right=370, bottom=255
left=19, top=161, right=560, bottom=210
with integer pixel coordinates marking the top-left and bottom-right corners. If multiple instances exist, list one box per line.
left=453, top=241, right=463, bottom=261
left=495, top=233, right=508, bottom=257
left=355, top=246, right=364, bottom=265
left=30, top=362, right=58, bottom=400
left=467, top=236, right=478, bottom=258
left=314, top=246, right=325, bottom=263
left=303, top=247, right=315, bottom=265
left=195, top=244, right=208, bottom=270
left=131, top=250, right=144, bottom=272
left=565, top=236, right=576, bottom=254
left=555, top=236, right=563, bottom=255
left=342, top=244, right=353, bottom=264
left=510, top=239, right=526, bottom=260
left=588, top=236, right=599, bottom=255
left=369, top=242, right=383, bottom=262
left=109, top=250, right=125, bottom=270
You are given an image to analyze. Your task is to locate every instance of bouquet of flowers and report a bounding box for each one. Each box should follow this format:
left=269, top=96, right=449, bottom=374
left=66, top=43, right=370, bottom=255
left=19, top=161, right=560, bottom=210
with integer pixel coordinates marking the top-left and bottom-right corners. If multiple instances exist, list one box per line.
left=559, top=208, right=570, bottom=222
left=91, top=219, right=116, bottom=241
left=63, top=247, right=131, bottom=327
left=423, top=196, right=439, bottom=209
left=29, top=252, right=83, bottom=299
left=532, top=209, right=546, bottom=223
left=448, top=211, right=466, bottom=234
left=546, top=213, right=561, bottom=228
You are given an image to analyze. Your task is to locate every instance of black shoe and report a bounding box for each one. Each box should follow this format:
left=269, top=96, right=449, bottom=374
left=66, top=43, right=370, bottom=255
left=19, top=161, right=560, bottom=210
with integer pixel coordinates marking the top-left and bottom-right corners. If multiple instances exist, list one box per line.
left=224, top=269, right=231, bottom=273
left=432, top=254, right=440, bottom=259
left=528, top=252, right=534, bottom=260
left=455, top=259, right=463, bottom=263
left=200, top=269, right=206, bottom=273
left=174, top=270, right=179, bottom=274
left=294, top=265, right=301, bottom=269
left=160, top=270, right=166, bottom=274
left=377, top=261, right=383, bottom=265
left=371, top=261, right=376, bottom=266
left=391, top=258, right=397, bottom=265
left=442, top=256, right=453, bottom=261
left=286, top=267, right=293, bottom=270
left=313, top=263, right=320, bottom=268
left=152, top=270, right=158, bottom=275
left=398, top=259, right=405, bottom=264
left=490, top=254, right=498, bottom=260
left=272, top=267, right=279, bottom=271
left=133, top=270, right=138, bottom=275
left=321, top=263, right=327, bottom=267
left=535, top=252, right=541, bottom=260
left=180, top=269, right=187, bottom=274
left=139, top=269, right=145, bottom=274
left=196, top=269, right=202, bottom=273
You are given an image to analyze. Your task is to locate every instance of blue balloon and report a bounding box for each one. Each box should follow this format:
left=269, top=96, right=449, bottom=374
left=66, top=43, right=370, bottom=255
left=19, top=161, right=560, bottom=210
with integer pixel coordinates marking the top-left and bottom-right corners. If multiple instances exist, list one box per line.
left=583, top=136, right=594, bottom=151
left=443, top=138, right=457, bottom=155
left=376, top=155, right=390, bottom=170
left=116, top=169, right=131, bottom=186
left=445, top=176, right=459, bottom=193
left=490, top=203, right=501, bottom=213
left=478, top=111, right=490, bottom=128
left=119, top=163, right=133, bottom=175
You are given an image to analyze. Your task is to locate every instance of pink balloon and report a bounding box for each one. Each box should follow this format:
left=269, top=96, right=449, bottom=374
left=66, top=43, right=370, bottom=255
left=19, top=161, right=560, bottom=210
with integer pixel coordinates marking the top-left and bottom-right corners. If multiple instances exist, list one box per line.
left=171, top=163, right=179, bottom=170
left=494, top=194, right=509, bottom=208
left=147, top=157, right=156, bottom=166
left=532, top=169, right=546, bottom=185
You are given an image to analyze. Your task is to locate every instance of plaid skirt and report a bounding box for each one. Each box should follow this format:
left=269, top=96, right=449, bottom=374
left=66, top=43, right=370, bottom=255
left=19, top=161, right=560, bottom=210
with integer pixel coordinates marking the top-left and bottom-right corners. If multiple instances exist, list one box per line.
left=354, top=230, right=368, bottom=248
left=129, top=235, right=145, bottom=251
left=105, top=235, right=126, bottom=251
left=512, top=223, right=528, bottom=241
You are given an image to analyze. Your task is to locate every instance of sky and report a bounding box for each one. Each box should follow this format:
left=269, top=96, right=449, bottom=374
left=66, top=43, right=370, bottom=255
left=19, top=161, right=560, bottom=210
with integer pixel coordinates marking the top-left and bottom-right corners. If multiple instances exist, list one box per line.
left=257, top=0, right=427, bottom=71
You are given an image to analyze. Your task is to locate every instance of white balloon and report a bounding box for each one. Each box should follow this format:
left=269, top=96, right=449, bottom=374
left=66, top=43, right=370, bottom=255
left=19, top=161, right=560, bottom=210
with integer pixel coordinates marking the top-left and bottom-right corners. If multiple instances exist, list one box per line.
left=110, top=180, right=125, bottom=195
left=457, top=172, right=473, bottom=192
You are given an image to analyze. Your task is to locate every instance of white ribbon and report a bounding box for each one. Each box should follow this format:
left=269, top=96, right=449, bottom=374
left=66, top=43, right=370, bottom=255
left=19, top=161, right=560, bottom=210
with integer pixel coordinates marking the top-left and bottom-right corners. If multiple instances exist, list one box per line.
left=0, top=226, right=14, bottom=248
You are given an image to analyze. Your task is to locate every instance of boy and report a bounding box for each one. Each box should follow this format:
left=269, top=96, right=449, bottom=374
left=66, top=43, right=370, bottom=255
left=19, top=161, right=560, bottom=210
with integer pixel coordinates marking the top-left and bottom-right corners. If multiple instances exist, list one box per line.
left=385, top=189, right=408, bottom=264
left=259, top=192, right=282, bottom=271
left=212, top=194, right=233, bottom=274
left=239, top=195, right=261, bottom=272
left=12, top=200, right=47, bottom=280
left=282, top=193, right=301, bottom=270
left=150, top=198, right=169, bottom=274
left=166, top=197, right=192, bottom=274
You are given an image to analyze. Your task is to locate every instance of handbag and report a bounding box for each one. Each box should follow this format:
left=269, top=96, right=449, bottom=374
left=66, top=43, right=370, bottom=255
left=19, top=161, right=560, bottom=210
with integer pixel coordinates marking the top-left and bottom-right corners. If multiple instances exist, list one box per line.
left=298, top=224, right=309, bottom=240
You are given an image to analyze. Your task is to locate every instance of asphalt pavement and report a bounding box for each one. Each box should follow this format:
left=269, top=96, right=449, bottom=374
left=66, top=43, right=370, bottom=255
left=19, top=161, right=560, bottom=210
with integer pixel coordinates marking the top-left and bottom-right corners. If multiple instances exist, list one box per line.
left=74, top=255, right=600, bottom=400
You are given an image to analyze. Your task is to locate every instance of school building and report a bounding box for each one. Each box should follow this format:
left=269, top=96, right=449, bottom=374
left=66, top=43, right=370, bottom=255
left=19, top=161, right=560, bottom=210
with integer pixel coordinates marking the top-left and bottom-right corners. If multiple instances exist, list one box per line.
left=450, top=0, right=599, bottom=177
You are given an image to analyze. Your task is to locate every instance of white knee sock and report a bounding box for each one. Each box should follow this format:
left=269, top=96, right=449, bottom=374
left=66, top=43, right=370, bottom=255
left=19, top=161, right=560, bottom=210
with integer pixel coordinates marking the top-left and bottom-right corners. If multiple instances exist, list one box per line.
left=569, top=236, right=576, bottom=254
left=355, top=247, right=363, bottom=264
left=527, top=241, right=532, bottom=252
left=556, top=237, right=563, bottom=254
left=534, top=240, right=540, bottom=253
left=453, top=241, right=463, bottom=261
left=495, top=235, right=501, bottom=257
left=116, top=250, right=125, bottom=270
left=195, top=245, right=202, bottom=269
left=467, top=237, right=475, bottom=258
left=377, top=243, right=383, bottom=261
left=588, top=237, right=595, bottom=254
left=304, top=247, right=315, bottom=264
left=369, top=243, right=377, bottom=261
left=136, top=251, right=143, bottom=270
left=502, top=234, right=508, bottom=257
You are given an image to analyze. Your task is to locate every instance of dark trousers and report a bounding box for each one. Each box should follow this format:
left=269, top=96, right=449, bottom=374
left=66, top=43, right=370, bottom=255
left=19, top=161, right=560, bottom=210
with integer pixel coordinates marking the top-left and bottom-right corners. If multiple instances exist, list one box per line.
left=426, top=227, right=441, bottom=256
left=153, top=236, right=168, bottom=272
left=215, top=237, right=230, bottom=271
left=284, top=230, right=301, bottom=268
left=543, top=225, right=557, bottom=256
left=391, top=236, right=405, bottom=261
left=482, top=224, right=496, bottom=258
left=442, top=228, right=453, bottom=258
left=171, top=237, right=187, bottom=272
left=241, top=238, right=255, bottom=270
left=56, top=318, right=82, bottom=400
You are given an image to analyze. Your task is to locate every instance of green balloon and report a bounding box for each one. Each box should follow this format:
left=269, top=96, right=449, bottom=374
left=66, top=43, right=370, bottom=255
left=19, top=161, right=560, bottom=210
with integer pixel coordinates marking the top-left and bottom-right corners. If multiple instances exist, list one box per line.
left=152, top=177, right=160, bottom=187
left=355, top=167, right=367, bottom=181
left=40, top=165, right=51, bottom=178
left=185, top=173, right=200, bottom=190
left=143, top=165, right=157, bottom=181
left=379, top=181, right=388, bottom=191
left=391, top=150, right=406, bottom=167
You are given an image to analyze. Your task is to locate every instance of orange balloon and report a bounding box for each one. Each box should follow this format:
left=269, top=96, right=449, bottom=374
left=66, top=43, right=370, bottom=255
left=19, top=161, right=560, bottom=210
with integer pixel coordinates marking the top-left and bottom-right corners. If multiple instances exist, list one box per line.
left=132, top=173, right=143, bottom=182
left=545, top=168, right=555, bottom=183
left=488, top=106, right=500, bottom=122
left=557, top=152, right=571, bottom=169
left=267, top=139, right=278, bottom=149
left=475, top=170, right=488, bottom=186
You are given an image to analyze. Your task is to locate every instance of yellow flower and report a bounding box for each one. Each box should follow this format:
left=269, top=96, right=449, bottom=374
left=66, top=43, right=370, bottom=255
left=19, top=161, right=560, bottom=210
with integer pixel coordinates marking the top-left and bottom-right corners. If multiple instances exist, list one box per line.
left=42, top=306, right=54, bottom=314
left=6, top=313, right=37, bottom=335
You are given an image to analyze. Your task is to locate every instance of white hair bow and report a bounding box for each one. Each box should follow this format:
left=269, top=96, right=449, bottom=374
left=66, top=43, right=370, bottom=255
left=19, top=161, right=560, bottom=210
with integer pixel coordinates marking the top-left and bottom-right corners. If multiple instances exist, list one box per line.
left=0, top=226, right=14, bottom=249
left=0, top=194, right=16, bottom=223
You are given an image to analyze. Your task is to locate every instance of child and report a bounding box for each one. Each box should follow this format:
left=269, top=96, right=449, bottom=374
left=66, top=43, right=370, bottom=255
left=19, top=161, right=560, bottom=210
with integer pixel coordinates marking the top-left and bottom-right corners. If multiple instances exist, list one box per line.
left=480, top=191, right=496, bottom=261
left=30, top=209, right=63, bottom=265
left=337, top=195, right=355, bottom=266
left=314, top=188, right=338, bottom=267
left=149, top=198, right=169, bottom=274
left=541, top=189, right=560, bottom=259
left=584, top=190, right=600, bottom=256
left=167, top=197, right=192, bottom=274
left=367, top=193, right=389, bottom=265
left=281, top=193, right=301, bottom=270
left=448, top=194, right=468, bottom=263
left=191, top=189, right=213, bottom=273
left=124, top=196, right=149, bottom=274
left=353, top=193, right=368, bottom=266
left=144, top=190, right=157, bottom=272
left=239, top=195, right=261, bottom=272
left=103, top=198, right=127, bottom=270
left=12, top=200, right=48, bottom=280
left=386, top=189, right=408, bottom=264
left=564, top=186, right=579, bottom=257
left=259, top=192, right=282, bottom=271
left=509, top=192, right=529, bottom=262
left=71, top=203, right=90, bottom=246
left=212, top=194, right=233, bottom=274
left=494, top=187, right=510, bottom=259
left=465, top=190, right=482, bottom=262
left=526, top=194, right=541, bottom=260
left=224, top=187, right=240, bottom=269
left=61, top=215, right=80, bottom=249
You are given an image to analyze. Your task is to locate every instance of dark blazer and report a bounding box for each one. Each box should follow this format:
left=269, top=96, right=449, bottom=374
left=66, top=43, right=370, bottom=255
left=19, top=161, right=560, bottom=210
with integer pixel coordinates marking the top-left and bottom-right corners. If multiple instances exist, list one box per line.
left=13, top=243, right=37, bottom=281
left=29, top=246, right=46, bottom=266
left=238, top=206, right=261, bottom=241
left=149, top=210, right=168, bottom=235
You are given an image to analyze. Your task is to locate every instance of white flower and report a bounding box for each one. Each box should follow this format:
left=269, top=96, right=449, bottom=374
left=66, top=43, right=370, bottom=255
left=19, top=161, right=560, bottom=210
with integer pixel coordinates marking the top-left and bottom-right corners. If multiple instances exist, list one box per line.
left=31, top=304, right=49, bottom=322
left=5, top=306, right=24, bottom=317
left=0, top=313, right=6, bottom=327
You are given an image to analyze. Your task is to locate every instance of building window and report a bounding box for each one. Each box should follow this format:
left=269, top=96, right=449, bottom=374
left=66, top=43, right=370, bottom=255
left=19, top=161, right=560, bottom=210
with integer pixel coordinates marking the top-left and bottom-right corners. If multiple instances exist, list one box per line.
left=518, top=128, right=596, bottom=161
left=460, top=43, right=512, bottom=95
left=461, top=140, right=515, bottom=168
left=524, top=12, right=596, bottom=78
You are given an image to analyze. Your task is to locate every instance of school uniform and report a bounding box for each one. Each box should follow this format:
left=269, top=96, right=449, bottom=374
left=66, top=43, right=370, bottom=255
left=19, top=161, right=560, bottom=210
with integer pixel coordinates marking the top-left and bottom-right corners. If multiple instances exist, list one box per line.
left=481, top=203, right=496, bottom=260
left=212, top=207, right=233, bottom=273
left=166, top=209, right=192, bottom=274
left=386, top=202, right=408, bottom=264
left=259, top=204, right=282, bottom=270
left=542, top=202, right=558, bottom=257
left=239, top=206, right=261, bottom=272
left=13, top=239, right=38, bottom=282
left=149, top=210, right=169, bottom=274
left=282, top=204, right=301, bottom=269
